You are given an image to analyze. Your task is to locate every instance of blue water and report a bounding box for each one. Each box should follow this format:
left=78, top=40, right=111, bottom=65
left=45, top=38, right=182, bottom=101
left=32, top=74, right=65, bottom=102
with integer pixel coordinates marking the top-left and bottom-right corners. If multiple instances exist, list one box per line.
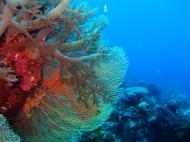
left=88, top=0, right=190, bottom=94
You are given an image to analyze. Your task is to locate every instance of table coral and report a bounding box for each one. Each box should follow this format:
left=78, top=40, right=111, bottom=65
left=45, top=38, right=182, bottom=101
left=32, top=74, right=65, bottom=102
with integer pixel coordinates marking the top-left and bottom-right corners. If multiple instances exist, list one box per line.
left=0, top=0, right=128, bottom=141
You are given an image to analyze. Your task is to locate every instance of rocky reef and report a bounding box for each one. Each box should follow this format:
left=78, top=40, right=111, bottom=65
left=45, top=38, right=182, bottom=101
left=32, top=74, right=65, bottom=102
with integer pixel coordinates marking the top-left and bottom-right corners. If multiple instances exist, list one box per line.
left=79, top=84, right=190, bottom=142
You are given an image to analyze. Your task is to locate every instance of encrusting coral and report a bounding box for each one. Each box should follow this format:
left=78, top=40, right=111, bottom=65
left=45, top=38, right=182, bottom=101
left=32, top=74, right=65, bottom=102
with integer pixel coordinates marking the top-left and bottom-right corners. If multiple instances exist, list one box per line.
left=0, top=0, right=128, bottom=141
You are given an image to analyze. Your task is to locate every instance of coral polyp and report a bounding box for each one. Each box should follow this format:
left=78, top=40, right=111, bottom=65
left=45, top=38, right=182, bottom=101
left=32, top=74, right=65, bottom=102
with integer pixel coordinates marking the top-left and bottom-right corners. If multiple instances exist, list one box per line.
left=0, top=0, right=128, bottom=141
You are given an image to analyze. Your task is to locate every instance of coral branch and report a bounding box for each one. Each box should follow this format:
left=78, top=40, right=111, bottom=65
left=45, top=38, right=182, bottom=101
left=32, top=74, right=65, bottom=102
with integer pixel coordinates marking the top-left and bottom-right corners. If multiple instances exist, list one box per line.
left=57, top=37, right=94, bottom=51
left=39, top=45, right=101, bottom=63
left=0, top=4, right=33, bottom=39
left=7, top=0, right=30, bottom=7
left=48, top=0, right=71, bottom=19
left=0, top=6, right=12, bottom=37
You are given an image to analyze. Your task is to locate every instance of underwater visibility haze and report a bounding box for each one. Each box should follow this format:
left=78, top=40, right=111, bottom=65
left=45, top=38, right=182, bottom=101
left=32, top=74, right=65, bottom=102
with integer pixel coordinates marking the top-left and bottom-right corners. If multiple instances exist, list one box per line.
left=91, top=0, right=190, bottom=94
left=0, top=0, right=190, bottom=142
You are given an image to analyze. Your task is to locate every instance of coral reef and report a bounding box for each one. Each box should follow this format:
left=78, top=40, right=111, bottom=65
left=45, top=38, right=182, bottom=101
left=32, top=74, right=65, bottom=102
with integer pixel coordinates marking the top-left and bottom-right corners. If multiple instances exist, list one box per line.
left=79, top=84, right=190, bottom=142
left=0, top=0, right=128, bottom=141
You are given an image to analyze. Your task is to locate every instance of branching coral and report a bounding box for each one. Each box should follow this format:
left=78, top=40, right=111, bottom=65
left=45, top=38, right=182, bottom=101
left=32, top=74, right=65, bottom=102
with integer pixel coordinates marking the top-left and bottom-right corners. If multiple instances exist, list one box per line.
left=0, top=0, right=128, bottom=142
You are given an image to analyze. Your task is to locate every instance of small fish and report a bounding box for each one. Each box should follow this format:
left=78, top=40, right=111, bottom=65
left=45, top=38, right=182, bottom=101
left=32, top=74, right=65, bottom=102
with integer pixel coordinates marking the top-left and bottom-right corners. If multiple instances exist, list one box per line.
left=104, top=4, right=108, bottom=13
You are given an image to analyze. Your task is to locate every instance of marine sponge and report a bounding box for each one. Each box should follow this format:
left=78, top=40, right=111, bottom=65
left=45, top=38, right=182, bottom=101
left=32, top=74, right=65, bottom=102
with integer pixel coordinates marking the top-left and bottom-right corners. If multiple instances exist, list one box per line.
left=0, top=0, right=128, bottom=141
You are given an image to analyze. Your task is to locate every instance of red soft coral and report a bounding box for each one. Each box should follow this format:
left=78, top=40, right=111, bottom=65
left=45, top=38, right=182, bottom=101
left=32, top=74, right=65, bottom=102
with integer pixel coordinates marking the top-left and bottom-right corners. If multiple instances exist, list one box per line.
left=14, top=53, right=43, bottom=91
left=0, top=34, right=43, bottom=91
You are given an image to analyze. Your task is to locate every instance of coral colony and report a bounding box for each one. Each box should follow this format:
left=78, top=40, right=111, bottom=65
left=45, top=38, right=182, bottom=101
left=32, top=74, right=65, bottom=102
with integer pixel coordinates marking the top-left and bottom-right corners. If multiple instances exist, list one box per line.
left=80, top=86, right=190, bottom=142
left=0, top=0, right=128, bottom=141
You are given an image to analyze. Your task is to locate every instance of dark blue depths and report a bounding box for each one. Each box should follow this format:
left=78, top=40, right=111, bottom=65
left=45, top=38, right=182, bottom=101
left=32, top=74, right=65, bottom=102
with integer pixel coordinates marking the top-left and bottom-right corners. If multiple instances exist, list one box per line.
left=79, top=83, right=190, bottom=142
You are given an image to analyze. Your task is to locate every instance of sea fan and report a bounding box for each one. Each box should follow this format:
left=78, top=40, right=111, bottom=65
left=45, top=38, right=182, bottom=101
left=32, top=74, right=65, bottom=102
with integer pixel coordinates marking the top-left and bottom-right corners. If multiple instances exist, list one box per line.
left=0, top=0, right=128, bottom=141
